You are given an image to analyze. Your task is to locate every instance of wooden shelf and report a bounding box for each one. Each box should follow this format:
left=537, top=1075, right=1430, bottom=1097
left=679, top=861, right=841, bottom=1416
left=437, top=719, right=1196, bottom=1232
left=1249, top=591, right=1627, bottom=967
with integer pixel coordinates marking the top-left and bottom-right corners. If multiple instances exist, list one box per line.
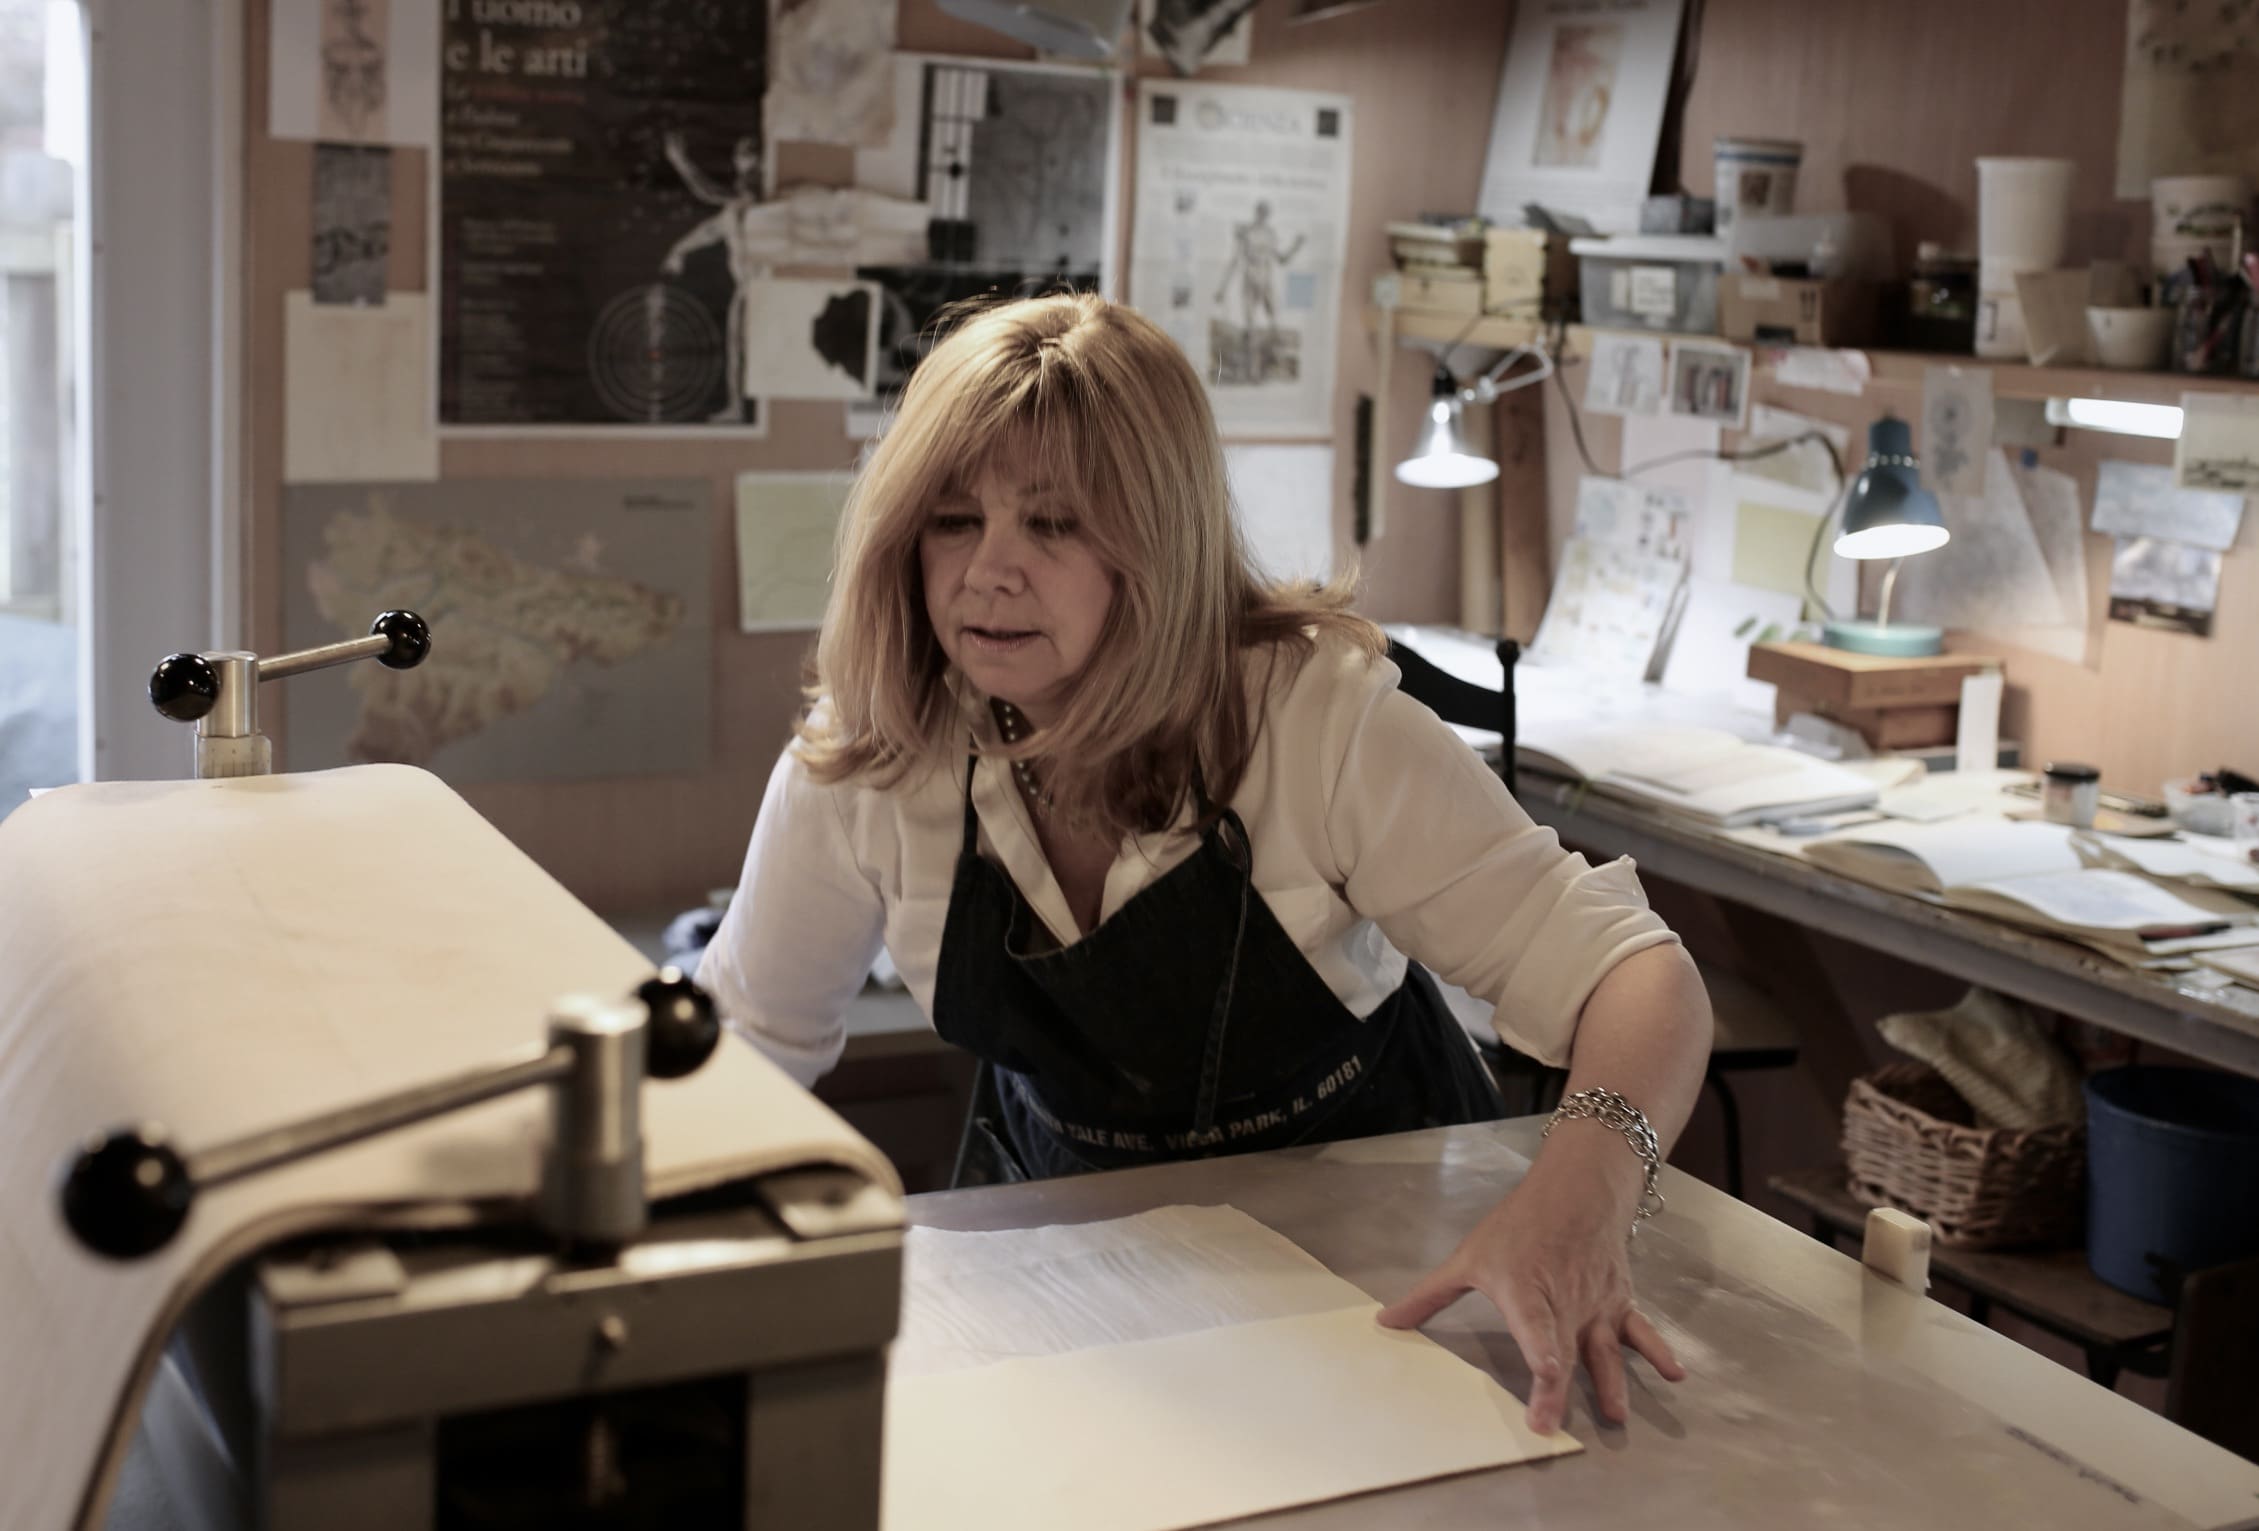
left=1368, top=305, right=2259, bottom=409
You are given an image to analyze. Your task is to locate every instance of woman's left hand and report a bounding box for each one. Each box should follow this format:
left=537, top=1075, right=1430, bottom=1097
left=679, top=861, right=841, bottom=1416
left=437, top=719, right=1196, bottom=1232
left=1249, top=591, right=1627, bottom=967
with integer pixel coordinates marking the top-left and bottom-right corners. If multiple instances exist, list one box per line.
left=1376, top=1155, right=1685, bottom=1434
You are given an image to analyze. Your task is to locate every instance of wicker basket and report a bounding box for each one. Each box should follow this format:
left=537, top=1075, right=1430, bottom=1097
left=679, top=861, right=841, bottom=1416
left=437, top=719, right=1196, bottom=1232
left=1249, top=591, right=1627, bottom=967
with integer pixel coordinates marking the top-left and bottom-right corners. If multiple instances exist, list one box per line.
left=1841, top=1061, right=2086, bottom=1250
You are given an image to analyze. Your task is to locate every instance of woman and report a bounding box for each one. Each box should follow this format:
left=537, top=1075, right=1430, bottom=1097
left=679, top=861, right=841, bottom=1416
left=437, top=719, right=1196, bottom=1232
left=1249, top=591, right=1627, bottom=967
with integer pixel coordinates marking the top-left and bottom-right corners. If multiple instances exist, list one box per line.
left=699, top=294, right=1714, bottom=1434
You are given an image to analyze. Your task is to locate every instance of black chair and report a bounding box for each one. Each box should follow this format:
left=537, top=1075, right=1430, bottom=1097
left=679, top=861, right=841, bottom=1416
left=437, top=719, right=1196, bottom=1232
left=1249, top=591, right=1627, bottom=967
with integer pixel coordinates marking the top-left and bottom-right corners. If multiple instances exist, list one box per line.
left=1386, top=633, right=1799, bottom=1198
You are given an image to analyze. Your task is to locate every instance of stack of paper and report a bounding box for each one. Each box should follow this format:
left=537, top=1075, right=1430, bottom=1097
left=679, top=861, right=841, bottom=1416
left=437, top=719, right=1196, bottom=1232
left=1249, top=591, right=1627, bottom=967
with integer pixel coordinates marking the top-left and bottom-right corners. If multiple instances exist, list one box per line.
left=1517, top=717, right=1882, bottom=827
left=1800, top=820, right=2259, bottom=966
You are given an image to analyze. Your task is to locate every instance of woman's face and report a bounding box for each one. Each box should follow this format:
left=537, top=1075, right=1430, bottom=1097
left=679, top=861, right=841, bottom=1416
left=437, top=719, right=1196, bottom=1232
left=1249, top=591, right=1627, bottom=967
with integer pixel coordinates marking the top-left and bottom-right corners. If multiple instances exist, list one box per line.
left=919, top=460, right=1116, bottom=725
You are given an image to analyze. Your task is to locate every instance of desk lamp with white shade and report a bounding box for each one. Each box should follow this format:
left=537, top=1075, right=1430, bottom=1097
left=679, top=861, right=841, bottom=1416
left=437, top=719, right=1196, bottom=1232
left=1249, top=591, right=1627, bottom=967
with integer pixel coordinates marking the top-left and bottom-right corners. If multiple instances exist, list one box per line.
left=1393, top=346, right=1552, bottom=490
left=1822, top=415, right=1953, bottom=656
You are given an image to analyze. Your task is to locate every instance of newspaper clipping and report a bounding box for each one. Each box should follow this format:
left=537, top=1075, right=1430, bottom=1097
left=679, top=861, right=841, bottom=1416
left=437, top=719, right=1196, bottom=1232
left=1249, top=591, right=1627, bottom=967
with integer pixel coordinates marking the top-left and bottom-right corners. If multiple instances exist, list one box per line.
left=1130, top=81, right=1352, bottom=439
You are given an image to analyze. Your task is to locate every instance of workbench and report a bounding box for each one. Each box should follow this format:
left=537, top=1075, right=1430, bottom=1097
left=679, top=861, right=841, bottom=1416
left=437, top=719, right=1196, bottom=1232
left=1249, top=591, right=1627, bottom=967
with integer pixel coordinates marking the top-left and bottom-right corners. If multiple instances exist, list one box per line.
left=910, top=1118, right=2259, bottom=1531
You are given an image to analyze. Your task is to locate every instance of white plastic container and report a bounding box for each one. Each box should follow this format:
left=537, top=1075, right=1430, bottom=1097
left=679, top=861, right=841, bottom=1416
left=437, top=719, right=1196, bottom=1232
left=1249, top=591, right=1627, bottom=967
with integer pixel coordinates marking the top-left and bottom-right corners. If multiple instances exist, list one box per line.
left=1570, top=235, right=1727, bottom=332
left=1976, top=157, right=2075, bottom=267
left=1975, top=255, right=2037, bottom=359
left=1714, top=137, right=1802, bottom=237
left=2153, top=174, right=2249, bottom=239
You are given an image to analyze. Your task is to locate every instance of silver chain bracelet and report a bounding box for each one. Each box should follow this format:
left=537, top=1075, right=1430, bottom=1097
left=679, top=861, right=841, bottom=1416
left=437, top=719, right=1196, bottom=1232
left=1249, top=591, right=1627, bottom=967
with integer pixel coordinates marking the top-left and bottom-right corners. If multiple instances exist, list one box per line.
left=1543, top=1087, right=1666, bottom=1236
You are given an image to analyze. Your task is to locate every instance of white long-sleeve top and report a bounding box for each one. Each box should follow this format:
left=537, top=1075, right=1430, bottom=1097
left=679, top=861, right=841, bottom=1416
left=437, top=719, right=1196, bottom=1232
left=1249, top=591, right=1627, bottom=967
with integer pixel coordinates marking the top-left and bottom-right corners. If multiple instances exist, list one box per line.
left=697, top=636, right=1680, bottom=1088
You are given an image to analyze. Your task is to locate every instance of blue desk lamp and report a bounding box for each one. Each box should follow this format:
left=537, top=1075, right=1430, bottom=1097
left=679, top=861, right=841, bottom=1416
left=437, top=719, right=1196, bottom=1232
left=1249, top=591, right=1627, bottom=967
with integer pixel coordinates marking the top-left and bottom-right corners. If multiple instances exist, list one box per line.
left=1823, top=416, right=1952, bottom=656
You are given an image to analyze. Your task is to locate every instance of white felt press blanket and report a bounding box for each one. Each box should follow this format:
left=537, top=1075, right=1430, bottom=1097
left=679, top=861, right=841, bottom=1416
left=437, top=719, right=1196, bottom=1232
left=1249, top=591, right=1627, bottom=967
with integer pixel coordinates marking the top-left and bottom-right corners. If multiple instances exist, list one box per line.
left=0, top=764, right=899, bottom=1531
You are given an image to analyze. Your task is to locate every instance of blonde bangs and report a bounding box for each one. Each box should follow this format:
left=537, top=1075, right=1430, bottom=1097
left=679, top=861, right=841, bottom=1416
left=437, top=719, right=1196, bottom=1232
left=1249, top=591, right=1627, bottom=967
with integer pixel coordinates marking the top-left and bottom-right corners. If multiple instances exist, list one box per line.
left=799, top=293, right=1382, bottom=836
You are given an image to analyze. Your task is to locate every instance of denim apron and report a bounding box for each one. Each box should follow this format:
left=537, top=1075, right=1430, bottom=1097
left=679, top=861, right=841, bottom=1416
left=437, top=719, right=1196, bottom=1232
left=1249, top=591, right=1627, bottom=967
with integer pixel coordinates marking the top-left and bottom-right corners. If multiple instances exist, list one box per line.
left=931, top=760, right=1504, bottom=1182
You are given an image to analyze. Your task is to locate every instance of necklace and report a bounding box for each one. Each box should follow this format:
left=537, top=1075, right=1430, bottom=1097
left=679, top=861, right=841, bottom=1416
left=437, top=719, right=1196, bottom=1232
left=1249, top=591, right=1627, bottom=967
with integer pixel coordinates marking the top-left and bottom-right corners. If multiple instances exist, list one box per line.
left=993, top=700, right=1054, bottom=816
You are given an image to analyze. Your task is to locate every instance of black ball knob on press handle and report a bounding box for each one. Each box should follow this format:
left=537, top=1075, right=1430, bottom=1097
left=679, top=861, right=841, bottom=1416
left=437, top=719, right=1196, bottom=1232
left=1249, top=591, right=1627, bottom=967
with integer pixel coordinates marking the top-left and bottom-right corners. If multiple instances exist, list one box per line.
left=639, top=967, right=722, bottom=1080
left=58, top=1126, right=193, bottom=1260
left=147, top=653, right=220, bottom=723
left=371, top=609, right=431, bottom=670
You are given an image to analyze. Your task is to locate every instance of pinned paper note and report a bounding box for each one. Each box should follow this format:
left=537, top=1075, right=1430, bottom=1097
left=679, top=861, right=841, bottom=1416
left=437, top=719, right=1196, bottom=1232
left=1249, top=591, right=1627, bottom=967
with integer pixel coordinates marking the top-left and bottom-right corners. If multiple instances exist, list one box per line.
left=1666, top=340, right=1751, bottom=430
left=2175, top=392, right=2259, bottom=492
left=1573, top=476, right=1690, bottom=561
left=1921, top=366, right=1994, bottom=499
left=736, top=472, right=849, bottom=631
left=1772, top=347, right=1872, bottom=396
left=1584, top=333, right=1667, bottom=417
left=269, top=0, right=439, bottom=146
left=1226, top=445, right=1335, bottom=582
left=1998, top=459, right=2094, bottom=665
left=1892, top=449, right=2067, bottom=633
left=1530, top=536, right=1686, bottom=680
left=2109, top=535, right=2223, bottom=636
left=2093, top=460, right=2245, bottom=551
left=282, top=291, right=437, bottom=483
left=1738, top=405, right=1847, bottom=503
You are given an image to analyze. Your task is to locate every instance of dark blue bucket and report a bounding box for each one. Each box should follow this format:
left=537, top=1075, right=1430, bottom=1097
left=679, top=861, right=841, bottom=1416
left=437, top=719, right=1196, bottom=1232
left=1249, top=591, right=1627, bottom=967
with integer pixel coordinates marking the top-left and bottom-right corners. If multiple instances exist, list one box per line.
left=2085, top=1066, right=2259, bottom=1305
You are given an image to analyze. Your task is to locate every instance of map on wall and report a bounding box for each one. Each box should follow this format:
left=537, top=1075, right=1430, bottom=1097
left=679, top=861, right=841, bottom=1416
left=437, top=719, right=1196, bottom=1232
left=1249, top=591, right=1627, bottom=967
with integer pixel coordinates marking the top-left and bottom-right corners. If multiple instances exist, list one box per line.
left=281, top=481, right=712, bottom=782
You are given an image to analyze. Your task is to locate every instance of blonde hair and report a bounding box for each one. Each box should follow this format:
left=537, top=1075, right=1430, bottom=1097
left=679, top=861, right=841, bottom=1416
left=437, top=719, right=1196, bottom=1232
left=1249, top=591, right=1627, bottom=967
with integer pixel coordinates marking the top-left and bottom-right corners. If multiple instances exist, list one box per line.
left=800, top=293, right=1381, bottom=838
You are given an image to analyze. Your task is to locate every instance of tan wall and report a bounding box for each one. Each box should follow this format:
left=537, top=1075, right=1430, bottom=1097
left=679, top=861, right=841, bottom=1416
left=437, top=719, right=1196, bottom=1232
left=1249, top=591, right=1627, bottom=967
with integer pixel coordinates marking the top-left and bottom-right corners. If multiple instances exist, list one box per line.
left=241, top=0, right=1518, bottom=912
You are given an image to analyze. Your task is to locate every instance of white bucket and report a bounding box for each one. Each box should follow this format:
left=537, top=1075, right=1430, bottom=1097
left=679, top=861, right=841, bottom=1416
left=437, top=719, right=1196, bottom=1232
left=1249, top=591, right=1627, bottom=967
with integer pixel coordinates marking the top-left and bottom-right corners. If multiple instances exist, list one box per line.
left=2153, top=174, right=2249, bottom=240
left=1974, top=256, right=2040, bottom=358
left=1715, top=137, right=1802, bottom=236
left=1977, top=157, right=2075, bottom=267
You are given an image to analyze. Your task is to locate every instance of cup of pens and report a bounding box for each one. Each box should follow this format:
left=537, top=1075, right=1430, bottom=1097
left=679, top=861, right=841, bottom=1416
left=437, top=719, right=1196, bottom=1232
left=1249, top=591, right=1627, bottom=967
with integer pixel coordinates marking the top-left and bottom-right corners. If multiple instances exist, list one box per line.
left=2172, top=248, right=2245, bottom=373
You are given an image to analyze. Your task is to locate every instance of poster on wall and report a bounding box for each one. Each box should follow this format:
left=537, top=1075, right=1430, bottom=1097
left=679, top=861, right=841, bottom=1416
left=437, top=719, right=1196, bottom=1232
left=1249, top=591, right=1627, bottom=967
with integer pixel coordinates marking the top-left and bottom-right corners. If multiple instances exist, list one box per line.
left=436, top=0, right=778, bottom=432
left=844, top=55, right=1122, bottom=437
left=1475, top=0, right=1686, bottom=233
left=1129, top=80, right=1352, bottom=440
left=281, top=479, right=712, bottom=782
left=2114, top=0, right=2259, bottom=199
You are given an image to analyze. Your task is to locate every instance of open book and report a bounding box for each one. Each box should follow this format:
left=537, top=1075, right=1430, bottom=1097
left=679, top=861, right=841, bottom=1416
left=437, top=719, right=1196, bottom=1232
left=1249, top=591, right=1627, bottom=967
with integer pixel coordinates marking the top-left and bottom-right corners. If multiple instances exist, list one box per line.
left=1801, top=820, right=2259, bottom=960
left=1516, top=720, right=1881, bottom=827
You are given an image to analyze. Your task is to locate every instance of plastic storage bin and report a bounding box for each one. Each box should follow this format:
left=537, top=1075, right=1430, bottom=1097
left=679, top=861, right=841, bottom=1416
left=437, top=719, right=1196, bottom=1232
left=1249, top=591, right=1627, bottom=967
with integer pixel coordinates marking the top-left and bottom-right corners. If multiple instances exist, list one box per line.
left=2085, top=1065, right=2259, bottom=1304
left=1570, top=235, right=1725, bottom=333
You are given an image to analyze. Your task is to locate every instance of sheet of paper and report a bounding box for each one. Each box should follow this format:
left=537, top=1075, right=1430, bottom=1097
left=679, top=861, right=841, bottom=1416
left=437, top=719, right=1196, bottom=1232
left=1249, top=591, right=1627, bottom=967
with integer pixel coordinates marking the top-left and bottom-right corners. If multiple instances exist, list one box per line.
left=2093, top=460, right=2245, bottom=551
left=2081, top=833, right=2259, bottom=891
left=1962, top=868, right=2251, bottom=933
left=884, top=1304, right=1577, bottom=1531
left=767, top=0, right=897, bottom=147
left=2013, top=269, right=2098, bottom=368
left=1132, top=80, right=1352, bottom=439
left=2197, top=945, right=2259, bottom=988
left=1921, top=366, right=1994, bottom=499
left=1225, top=444, right=1335, bottom=582
left=1653, top=578, right=1789, bottom=722
left=2115, top=0, right=2259, bottom=197
left=1806, top=818, right=2084, bottom=891
left=1621, top=413, right=1730, bottom=575
left=1891, top=449, right=2067, bottom=632
left=2109, top=534, right=2224, bottom=636
left=1573, top=475, right=1690, bottom=559
left=1529, top=536, right=1686, bottom=679
left=282, top=291, right=437, bottom=483
left=896, top=1206, right=1373, bottom=1379
left=1879, top=770, right=2036, bottom=823
left=737, top=277, right=881, bottom=399
left=310, top=144, right=390, bottom=306
left=1738, top=405, right=1847, bottom=503
left=270, top=0, right=439, bottom=146
left=1584, top=333, right=1667, bottom=417
left=1771, top=346, right=1871, bottom=396
left=1476, top=0, right=1687, bottom=232
left=1956, top=670, right=2003, bottom=775
left=1666, top=339, right=1751, bottom=430
left=2175, top=391, right=2259, bottom=492
left=736, top=472, right=849, bottom=632
left=1995, top=458, right=2094, bottom=665
left=1139, top=0, right=1257, bottom=73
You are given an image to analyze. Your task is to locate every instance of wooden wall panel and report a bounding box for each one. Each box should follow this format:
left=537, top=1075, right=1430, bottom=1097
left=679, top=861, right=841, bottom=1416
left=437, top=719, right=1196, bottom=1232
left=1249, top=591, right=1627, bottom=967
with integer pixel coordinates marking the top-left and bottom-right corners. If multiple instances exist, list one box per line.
left=241, top=0, right=1517, bottom=911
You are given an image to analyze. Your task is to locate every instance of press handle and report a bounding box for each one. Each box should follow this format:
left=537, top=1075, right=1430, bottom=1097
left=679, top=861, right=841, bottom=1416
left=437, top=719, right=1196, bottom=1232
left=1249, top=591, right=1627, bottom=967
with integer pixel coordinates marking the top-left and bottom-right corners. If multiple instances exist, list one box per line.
left=146, top=610, right=431, bottom=724
left=58, top=970, right=719, bottom=1260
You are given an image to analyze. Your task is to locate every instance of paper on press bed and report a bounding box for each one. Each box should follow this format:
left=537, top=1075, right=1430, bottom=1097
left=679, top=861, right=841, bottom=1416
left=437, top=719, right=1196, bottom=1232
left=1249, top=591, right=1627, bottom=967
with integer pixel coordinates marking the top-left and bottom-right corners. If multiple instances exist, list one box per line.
left=884, top=1207, right=1576, bottom=1531
left=0, top=766, right=900, bottom=1531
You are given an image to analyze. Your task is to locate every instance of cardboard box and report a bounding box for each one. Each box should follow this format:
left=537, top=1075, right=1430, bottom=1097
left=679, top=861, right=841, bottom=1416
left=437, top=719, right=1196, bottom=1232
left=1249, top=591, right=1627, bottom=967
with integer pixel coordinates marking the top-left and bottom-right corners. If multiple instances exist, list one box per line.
left=1483, top=228, right=1577, bottom=313
left=1747, top=641, right=1995, bottom=710
left=1718, top=273, right=1874, bottom=347
left=1396, top=269, right=1486, bottom=315
left=1773, top=690, right=1959, bottom=749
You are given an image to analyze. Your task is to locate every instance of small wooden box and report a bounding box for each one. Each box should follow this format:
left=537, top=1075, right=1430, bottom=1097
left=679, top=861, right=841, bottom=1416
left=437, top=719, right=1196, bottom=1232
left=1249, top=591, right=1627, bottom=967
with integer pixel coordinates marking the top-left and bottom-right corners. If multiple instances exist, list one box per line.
left=1718, top=274, right=1875, bottom=347
left=1483, top=228, right=1577, bottom=313
left=1774, top=690, right=1959, bottom=749
left=1747, top=642, right=1996, bottom=710
left=1396, top=269, right=1487, bottom=315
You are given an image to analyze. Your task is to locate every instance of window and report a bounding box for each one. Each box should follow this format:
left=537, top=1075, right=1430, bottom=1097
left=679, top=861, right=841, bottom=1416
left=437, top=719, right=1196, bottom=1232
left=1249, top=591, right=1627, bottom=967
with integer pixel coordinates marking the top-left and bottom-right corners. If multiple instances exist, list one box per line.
left=0, top=0, right=82, bottom=817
